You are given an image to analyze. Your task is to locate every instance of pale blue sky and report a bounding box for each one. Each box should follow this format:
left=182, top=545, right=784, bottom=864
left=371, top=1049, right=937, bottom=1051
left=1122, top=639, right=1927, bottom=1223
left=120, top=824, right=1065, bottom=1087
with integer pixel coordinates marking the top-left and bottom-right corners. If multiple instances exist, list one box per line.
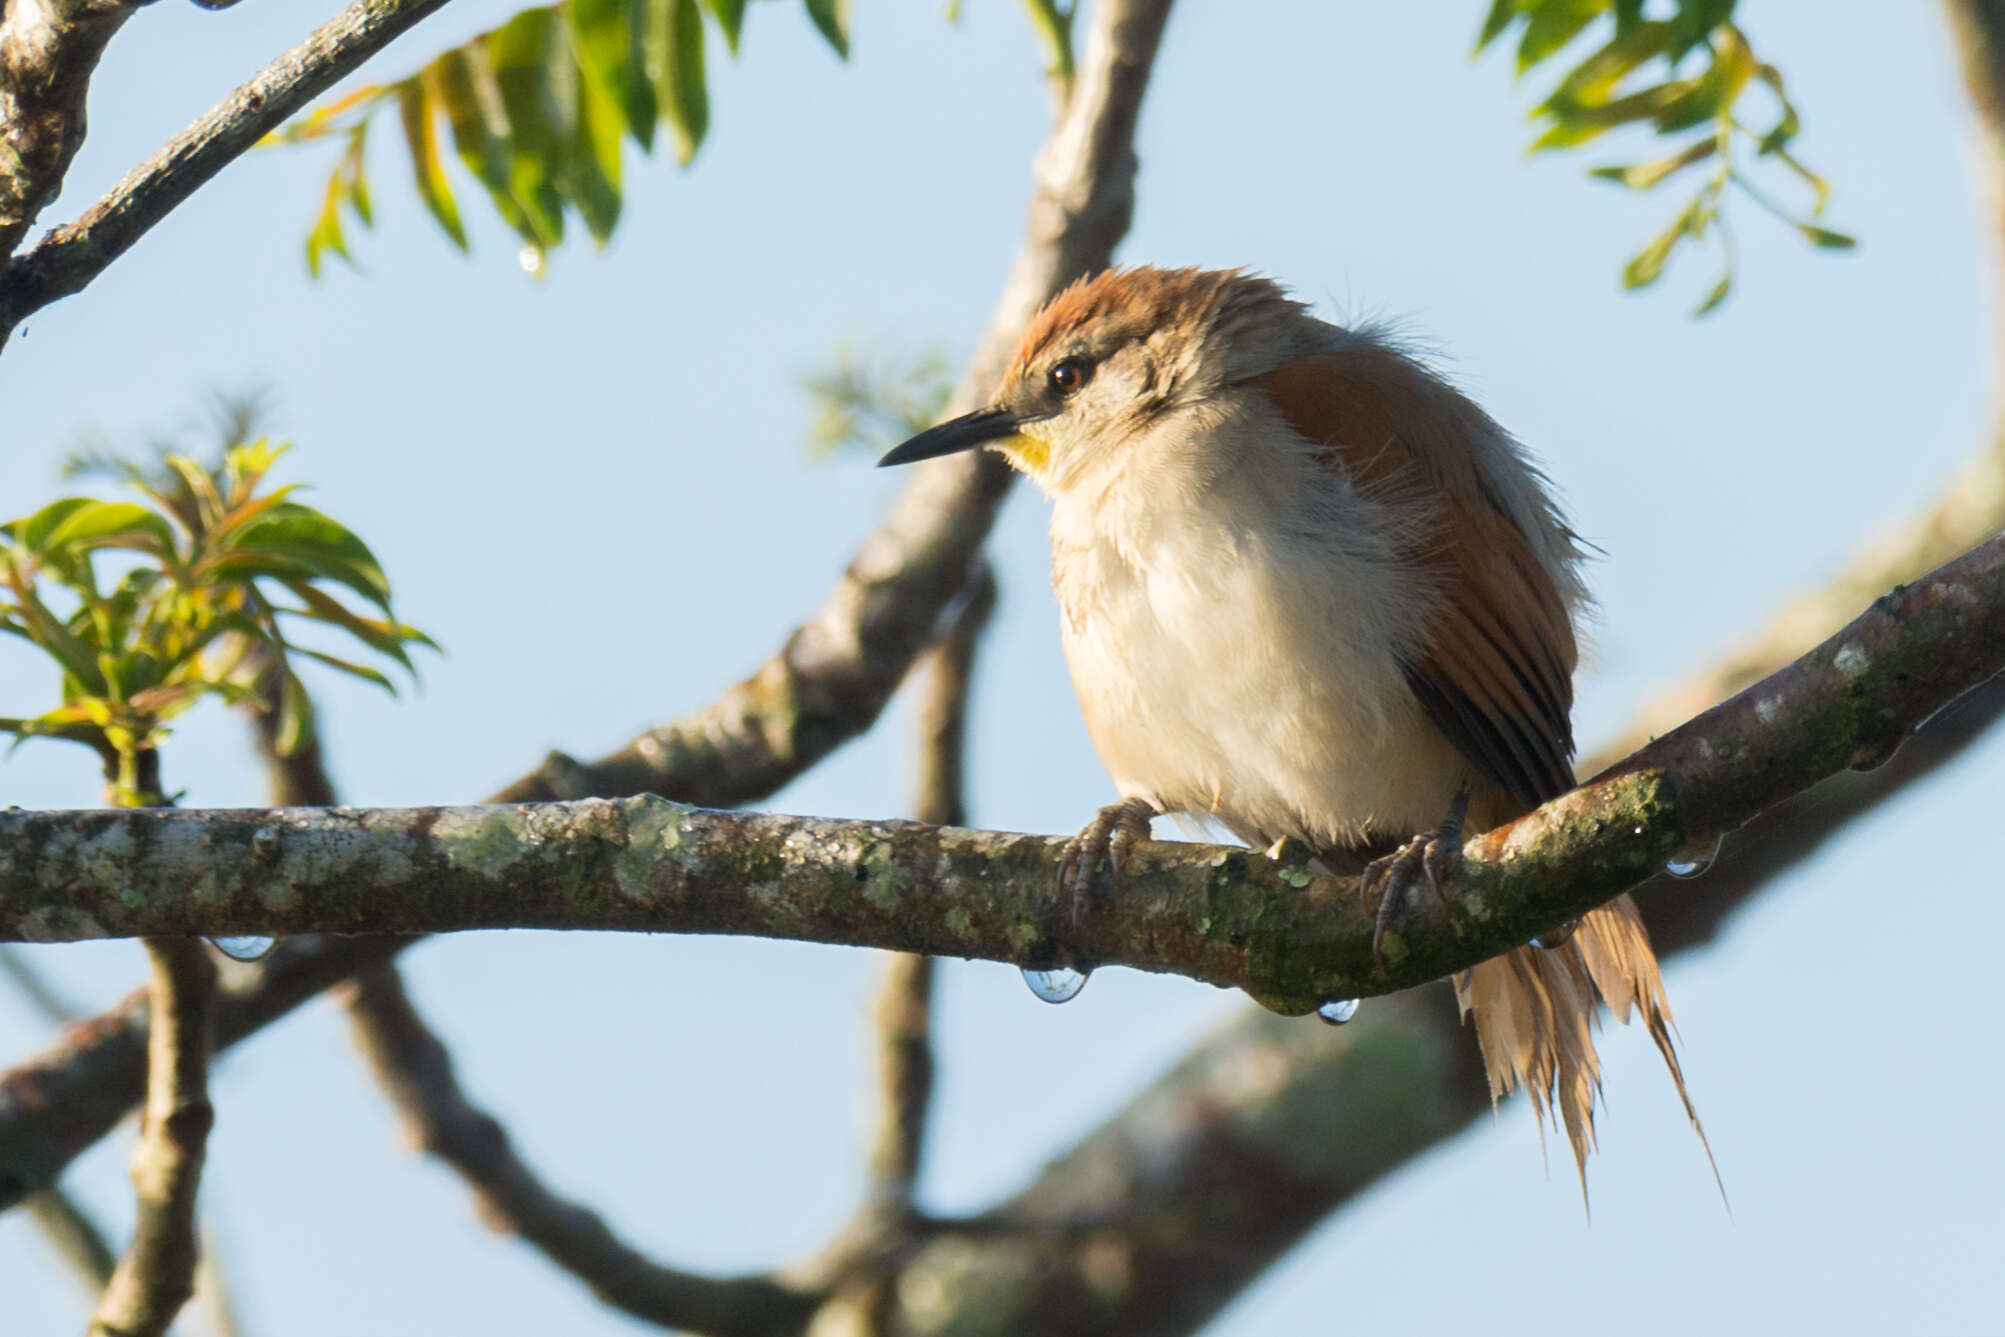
left=4, top=2, right=2002, bottom=1333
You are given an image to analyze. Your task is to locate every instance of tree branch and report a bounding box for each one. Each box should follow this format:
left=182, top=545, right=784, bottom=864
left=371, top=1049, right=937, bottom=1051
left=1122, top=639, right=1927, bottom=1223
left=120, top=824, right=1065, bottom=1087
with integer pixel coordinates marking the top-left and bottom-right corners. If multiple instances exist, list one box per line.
left=337, top=962, right=818, bottom=1336
left=86, top=936, right=215, bottom=1337
left=0, top=0, right=1177, bottom=1223
left=489, top=0, right=1175, bottom=809
left=0, top=0, right=457, bottom=347
left=0, top=931, right=399, bottom=1214
left=6, top=530, right=2000, bottom=1010
left=0, top=0, right=140, bottom=267
left=867, top=565, right=996, bottom=1212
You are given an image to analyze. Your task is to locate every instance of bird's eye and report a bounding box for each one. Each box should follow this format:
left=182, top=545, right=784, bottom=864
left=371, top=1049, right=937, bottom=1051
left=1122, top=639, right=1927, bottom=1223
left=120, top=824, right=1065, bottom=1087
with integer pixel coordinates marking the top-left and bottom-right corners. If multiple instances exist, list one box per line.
left=1048, top=357, right=1092, bottom=396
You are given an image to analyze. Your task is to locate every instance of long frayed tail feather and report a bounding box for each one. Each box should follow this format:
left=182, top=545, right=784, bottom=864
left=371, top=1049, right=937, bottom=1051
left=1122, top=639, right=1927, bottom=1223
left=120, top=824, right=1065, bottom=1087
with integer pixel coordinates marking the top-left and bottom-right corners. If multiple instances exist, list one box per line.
left=1452, top=894, right=1722, bottom=1204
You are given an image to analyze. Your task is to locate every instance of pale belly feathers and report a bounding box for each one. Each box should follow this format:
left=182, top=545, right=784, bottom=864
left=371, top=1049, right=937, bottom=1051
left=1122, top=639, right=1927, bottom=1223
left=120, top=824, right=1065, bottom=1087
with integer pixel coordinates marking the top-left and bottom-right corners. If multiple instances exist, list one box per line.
left=1049, top=463, right=1473, bottom=853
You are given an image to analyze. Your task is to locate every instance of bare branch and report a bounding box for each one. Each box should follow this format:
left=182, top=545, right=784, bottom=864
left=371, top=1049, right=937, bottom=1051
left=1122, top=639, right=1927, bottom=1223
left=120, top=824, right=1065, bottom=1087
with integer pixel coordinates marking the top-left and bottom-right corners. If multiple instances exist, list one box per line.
left=0, top=931, right=399, bottom=1214
left=2, top=942, right=118, bottom=1290
left=0, top=0, right=140, bottom=267
left=6, top=530, right=2001, bottom=1010
left=490, top=0, right=1176, bottom=810
left=0, top=0, right=1177, bottom=1224
left=87, top=936, right=216, bottom=1337
left=0, top=0, right=457, bottom=347
left=339, top=963, right=817, bottom=1336
left=25, top=1184, right=117, bottom=1292
left=867, top=566, right=997, bottom=1211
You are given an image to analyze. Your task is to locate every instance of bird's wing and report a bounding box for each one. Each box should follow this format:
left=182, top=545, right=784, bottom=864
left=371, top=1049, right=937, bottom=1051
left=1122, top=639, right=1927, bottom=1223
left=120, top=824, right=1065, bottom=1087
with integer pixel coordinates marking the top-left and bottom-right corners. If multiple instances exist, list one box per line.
left=1261, top=343, right=1579, bottom=811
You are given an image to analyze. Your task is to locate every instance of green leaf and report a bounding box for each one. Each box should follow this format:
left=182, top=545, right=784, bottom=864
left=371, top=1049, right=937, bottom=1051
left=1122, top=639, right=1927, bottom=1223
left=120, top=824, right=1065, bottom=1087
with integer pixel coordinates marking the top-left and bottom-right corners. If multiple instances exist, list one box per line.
left=647, top=0, right=711, bottom=164
left=1622, top=201, right=1702, bottom=288
left=42, top=502, right=177, bottom=559
left=804, top=0, right=850, bottom=60
left=1797, top=224, right=1857, bottom=249
left=1476, top=0, right=1520, bottom=52
left=291, top=645, right=400, bottom=694
left=570, top=0, right=658, bottom=150
left=1587, top=136, right=1717, bottom=190
left=279, top=579, right=434, bottom=672
left=1652, top=28, right=1754, bottom=134
left=703, top=0, right=747, bottom=54
left=305, top=170, right=354, bottom=278
left=1537, top=20, right=1671, bottom=116
left=162, top=455, right=227, bottom=532
left=1667, top=0, right=1736, bottom=63
left=397, top=82, right=470, bottom=250
left=567, top=75, right=627, bottom=242
left=1516, top=0, right=1607, bottom=75
left=431, top=48, right=534, bottom=239
left=1692, top=272, right=1732, bottom=316
left=490, top=8, right=571, bottom=249
left=225, top=503, right=394, bottom=608
left=13, top=499, right=94, bottom=555
left=274, top=665, right=315, bottom=756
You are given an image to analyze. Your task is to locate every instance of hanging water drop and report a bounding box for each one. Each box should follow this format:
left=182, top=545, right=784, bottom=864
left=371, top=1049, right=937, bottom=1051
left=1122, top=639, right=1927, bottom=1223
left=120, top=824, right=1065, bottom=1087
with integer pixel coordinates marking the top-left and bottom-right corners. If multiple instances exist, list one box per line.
left=1317, top=997, right=1360, bottom=1026
left=1021, top=966, right=1090, bottom=1004
left=1665, top=836, right=1725, bottom=880
left=209, top=935, right=276, bottom=963
left=1530, top=918, right=1579, bottom=949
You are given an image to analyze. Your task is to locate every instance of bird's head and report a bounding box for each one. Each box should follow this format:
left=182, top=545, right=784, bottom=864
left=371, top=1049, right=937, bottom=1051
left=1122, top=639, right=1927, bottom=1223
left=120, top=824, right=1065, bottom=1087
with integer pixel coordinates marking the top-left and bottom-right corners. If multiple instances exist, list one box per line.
left=878, top=266, right=1316, bottom=493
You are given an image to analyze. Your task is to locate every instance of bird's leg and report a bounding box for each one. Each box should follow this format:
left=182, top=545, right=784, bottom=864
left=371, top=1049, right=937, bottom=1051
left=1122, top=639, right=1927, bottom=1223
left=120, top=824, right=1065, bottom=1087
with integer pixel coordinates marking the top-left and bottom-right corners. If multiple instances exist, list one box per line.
left=1359, top=788, right=1469, bottom=964
left=1058, top=797, right=1159, bottom=920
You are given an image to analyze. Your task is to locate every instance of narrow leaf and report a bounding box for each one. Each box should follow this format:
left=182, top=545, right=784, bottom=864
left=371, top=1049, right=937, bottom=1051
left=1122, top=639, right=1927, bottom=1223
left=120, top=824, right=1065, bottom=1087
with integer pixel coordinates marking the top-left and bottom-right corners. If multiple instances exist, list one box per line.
left=397, top=82, right=470, bottom=250
left=804, top=0, right=850, bottom=60
left=569, top=0, right=658, bottom=149
left=1797, top=224, right=1857, bottom=249
left=703, top=0, right=747, bottom=54
left=291, top=645, right=399, bottom=694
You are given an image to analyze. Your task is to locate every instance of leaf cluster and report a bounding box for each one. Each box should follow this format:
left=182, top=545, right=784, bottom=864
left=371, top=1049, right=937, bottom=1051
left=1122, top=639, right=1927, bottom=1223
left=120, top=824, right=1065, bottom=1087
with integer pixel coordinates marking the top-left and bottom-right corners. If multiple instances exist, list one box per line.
left=269, top=1, right=849, bottom=275
left=801, top=344, right=953, bottom=458
left=1, top=444, right=432, bottom=798
left=1482, top=0, right=1854, bottom=313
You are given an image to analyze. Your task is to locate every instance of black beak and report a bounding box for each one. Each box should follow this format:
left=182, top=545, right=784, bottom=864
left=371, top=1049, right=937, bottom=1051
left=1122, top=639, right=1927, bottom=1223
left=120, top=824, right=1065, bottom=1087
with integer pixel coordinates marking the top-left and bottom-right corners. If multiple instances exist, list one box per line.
left=876, top=407, right=1022, bottom=467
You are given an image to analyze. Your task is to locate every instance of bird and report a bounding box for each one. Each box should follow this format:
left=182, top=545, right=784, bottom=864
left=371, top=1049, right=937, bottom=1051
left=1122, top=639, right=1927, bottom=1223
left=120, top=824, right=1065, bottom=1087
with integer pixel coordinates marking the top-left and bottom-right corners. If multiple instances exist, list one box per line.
left=878, top=265, right=1709, bottom=1186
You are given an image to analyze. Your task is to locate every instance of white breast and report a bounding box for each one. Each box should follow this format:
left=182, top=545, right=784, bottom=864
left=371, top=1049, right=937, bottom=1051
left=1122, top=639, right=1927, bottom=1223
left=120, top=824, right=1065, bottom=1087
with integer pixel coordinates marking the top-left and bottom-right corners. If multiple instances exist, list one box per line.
left=1047, top=395, right=1472, bottom=851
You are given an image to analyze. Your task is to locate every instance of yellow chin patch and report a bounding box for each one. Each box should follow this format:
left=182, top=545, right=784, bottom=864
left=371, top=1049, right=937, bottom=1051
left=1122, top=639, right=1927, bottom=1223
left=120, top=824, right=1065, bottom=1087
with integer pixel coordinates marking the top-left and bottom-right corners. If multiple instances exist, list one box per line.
left=997, top=429, right=1050, bottom=478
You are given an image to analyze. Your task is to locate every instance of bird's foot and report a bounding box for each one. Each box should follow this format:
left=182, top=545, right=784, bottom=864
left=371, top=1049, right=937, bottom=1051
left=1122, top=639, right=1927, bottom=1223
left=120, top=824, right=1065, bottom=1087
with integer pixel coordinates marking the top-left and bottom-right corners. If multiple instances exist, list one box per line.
left=1360, top=790, right=1469, bottom=965
left=1058, top=798, right=1157, bottom=922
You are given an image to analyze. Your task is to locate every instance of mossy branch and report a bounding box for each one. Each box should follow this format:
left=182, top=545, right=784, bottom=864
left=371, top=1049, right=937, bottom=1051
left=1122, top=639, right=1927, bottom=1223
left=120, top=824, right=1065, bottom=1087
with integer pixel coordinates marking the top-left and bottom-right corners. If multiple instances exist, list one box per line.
left=4, top=532, right=2000, bottom=1012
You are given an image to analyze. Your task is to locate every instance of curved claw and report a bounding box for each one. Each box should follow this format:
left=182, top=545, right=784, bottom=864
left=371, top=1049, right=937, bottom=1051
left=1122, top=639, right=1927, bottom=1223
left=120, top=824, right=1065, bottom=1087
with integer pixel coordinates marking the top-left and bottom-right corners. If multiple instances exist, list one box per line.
left=1362, top=791, right=1469, bottom=964
left=1059, top=798, right=1157, bottom=923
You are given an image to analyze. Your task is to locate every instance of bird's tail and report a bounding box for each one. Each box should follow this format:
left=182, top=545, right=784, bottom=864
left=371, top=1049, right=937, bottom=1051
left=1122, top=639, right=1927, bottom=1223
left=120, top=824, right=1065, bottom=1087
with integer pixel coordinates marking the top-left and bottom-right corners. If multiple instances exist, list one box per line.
left=1452, top=893, right=1718, bottom=1197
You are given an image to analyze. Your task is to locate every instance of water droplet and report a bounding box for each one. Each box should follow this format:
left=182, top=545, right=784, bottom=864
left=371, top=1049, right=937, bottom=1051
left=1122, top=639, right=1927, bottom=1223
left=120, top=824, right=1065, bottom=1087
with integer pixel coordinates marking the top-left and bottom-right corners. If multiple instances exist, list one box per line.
left=1021, top=966, right=1090, bottom=1003
left=1317, top=998, right=1360, bottom=1025
left=1665, top=836, right=1725, bottom=880
left=1530, top=918, right=1579, bottom=949
left=518, top=246, right=546, bottom=277
left=209, top=936, right=276, bottom=963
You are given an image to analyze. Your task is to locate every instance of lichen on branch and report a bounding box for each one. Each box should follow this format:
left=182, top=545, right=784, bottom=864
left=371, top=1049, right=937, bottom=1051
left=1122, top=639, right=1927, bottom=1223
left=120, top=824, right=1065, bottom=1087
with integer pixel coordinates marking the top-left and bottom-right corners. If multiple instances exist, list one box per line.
left=3, top=530, right=2000, bottom=1014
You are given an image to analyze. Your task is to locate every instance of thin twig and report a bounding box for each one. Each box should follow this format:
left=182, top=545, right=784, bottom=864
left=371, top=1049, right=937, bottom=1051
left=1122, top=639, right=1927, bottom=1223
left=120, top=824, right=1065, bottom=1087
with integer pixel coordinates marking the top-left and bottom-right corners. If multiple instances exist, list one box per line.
left=339, top=963, right=817, bottom=1336
left=262, top=665, right=804, bottom=1335
left=489, top=0, right=1177, bottom=810
left=87, top=936, right=216, bottom=1337
left=6, top=530, right=2003, bottom=1008
left=0, top=0, right=457, bottom=346
left=867, top=566, right=997, bottom=1210
left=27, top=1185, right=118, bottom=1292
left=0, top=931, right=399, bottom=1215
left=1, top=943, right=119, bottom=1290
left=0, top=0, right=141, bottom=267
left=0, top=0, right=1180, bottom=1224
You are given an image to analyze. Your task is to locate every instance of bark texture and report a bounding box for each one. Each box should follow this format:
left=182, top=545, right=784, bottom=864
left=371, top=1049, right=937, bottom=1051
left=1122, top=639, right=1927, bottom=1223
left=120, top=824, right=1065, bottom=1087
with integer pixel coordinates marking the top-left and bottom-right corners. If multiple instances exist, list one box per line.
left=4, top=530, right=2001, bottom=1010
